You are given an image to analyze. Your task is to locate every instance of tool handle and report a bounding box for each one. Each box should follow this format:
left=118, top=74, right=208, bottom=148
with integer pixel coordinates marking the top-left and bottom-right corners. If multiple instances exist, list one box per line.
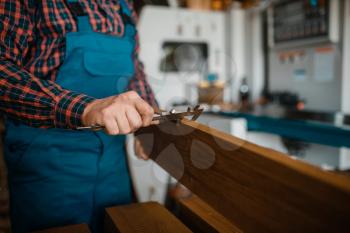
left=76, top=124, right=105, bottom=131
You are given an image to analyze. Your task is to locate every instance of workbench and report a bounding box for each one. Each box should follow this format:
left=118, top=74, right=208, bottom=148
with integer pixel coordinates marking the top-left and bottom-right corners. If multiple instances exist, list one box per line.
left=208, top=105, right=350, bottom=148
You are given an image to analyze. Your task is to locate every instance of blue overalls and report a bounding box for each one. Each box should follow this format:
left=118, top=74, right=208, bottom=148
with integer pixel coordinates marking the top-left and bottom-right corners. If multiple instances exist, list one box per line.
left=4, top=1, right=135, bottom=232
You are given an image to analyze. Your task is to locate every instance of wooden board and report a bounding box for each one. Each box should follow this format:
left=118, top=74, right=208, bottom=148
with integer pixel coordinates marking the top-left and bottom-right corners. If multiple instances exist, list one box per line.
left=177, top=194, right=242, bottom=233
left=32, top=224, right=91, bottom=233
left=136, top=119, right=350, bottom=233
left=105, top=202, right=193, bottom=233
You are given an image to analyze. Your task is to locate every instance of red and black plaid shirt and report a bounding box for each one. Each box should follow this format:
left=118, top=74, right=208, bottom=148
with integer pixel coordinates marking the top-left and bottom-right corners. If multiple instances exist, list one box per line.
left=0, top=0, right=157, bottom=128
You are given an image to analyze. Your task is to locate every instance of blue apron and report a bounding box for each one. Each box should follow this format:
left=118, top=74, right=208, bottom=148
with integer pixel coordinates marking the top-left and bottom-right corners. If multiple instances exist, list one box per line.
left=4, top=1, right=135, bottom=232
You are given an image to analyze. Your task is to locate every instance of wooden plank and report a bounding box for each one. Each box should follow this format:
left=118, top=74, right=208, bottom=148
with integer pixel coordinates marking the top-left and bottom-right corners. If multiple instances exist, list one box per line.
left=105, top=202, right=193, bottom=233
left=177, top=194, right=242, bottom=233
left=136, top=119, right=350, bottom=233
left=32, top=224, right=91, bottom=233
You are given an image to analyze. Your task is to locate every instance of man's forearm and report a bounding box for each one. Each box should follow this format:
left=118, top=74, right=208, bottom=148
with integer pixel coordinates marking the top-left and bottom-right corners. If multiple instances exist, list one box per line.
left=0, top=58, right=95, bottom=128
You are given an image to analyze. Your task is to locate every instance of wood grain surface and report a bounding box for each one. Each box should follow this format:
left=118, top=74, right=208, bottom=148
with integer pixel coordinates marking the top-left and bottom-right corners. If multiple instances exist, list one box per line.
left=177, top=194, right=242, bottom=233
left=136, top=119, right=350, bottom=233
left=31, top=224, right=91, bottom=233
left=104, top=202, right=193, bottom=233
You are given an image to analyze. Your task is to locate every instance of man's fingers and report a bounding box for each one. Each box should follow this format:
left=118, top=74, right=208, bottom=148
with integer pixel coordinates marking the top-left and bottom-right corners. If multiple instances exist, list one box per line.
left=151, top=120, right=160, bottom=125
left=82, top=91, right=156, bottom=135
left=126, top=107, right=142, bottom=132
left=134, top=138, right=149, bottom=160
left=103, top=116, right=119, bottom=135
left=116, top=112, right=131, bottom=134
left=134, top=99, right=154, bottom=127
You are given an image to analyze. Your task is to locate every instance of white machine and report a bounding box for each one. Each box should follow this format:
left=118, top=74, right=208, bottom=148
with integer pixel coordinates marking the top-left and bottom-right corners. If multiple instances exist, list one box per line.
left=138, top=6, right=228, bottom=108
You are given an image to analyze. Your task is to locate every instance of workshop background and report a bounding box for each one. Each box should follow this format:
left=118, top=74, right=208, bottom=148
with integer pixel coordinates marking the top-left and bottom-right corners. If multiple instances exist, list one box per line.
left=1, top=0, right=350, bottom=232
left=126, top=0, right=350, bottom=204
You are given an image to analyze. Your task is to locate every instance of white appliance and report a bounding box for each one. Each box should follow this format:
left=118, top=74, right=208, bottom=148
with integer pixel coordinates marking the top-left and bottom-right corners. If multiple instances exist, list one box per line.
left=138, top=6, right=227, bottom=108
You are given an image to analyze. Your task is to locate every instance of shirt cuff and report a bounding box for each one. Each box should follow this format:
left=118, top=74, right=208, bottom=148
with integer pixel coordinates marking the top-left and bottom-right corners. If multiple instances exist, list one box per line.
left=54, top=91, right=95, bottom=128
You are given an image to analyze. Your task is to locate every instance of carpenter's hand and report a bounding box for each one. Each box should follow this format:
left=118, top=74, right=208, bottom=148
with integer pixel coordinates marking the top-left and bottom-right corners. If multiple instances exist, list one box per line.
left=134, top=137, right=149, bottom=160
left=82, top=91, right=154, bottom=135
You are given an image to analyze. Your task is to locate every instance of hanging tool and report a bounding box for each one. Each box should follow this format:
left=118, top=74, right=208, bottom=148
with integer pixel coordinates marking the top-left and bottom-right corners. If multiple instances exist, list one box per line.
left=76, top=105, right=203, bottom=131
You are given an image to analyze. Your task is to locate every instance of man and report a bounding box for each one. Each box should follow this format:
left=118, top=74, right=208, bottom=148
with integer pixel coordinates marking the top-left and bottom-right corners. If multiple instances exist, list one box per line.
left=0, top=1, right=157, bottom=232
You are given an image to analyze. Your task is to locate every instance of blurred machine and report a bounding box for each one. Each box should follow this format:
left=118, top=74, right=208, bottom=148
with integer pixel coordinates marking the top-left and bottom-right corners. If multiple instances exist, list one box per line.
left=268, top=0, right=343, bottom=111
left=252, top=0, right=350, bottom=171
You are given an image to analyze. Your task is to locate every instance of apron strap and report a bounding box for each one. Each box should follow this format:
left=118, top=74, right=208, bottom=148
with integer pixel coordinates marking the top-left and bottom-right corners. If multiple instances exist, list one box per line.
left=66, top=0, right=135, bottom=32
left=119, top=0, right=135, bottom=26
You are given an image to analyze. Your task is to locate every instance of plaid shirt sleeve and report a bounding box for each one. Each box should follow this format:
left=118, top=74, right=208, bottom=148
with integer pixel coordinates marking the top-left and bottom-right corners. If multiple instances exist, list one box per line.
left=127, top=2, right=159, bottom=109
left=0, top=1, right=95, bottom=129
